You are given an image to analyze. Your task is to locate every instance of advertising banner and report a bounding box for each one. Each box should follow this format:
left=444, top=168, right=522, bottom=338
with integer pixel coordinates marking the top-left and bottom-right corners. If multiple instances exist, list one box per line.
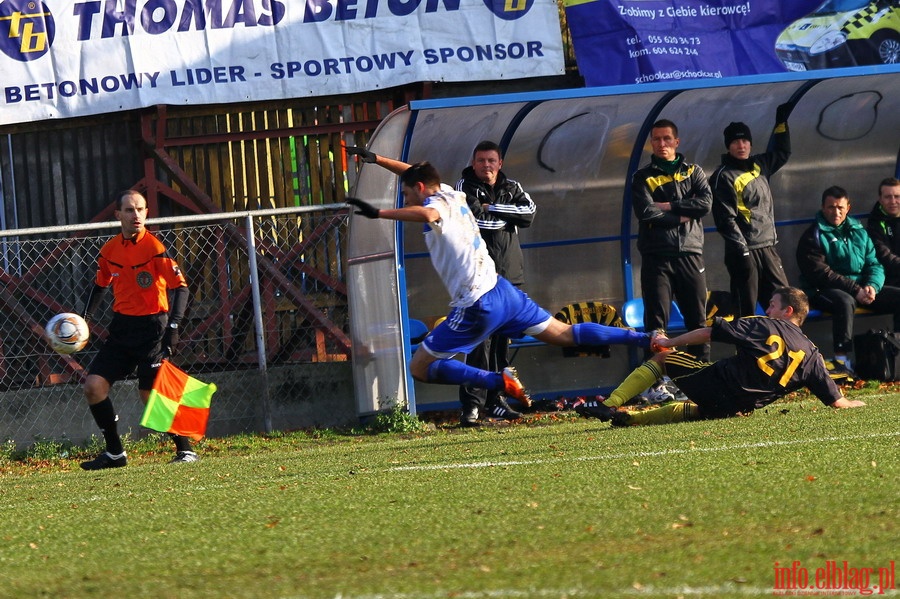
left=0, top=0, right=565, bottom=125
left=564, top=0, right=900, bottom=87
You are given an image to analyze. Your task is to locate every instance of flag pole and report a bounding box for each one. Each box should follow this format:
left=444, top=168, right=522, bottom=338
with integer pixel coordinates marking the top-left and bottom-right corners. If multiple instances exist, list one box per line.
left=245, top=213, right=273, bottom=433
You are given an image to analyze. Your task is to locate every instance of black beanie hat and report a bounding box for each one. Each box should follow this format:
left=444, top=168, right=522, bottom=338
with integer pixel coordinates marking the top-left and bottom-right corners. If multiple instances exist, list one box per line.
left=724, top=122, right=752, bottom=147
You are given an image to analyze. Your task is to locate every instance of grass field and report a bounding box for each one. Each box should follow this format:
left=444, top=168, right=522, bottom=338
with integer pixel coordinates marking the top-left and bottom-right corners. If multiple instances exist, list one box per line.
left=1, top=387, right=898, bottom=599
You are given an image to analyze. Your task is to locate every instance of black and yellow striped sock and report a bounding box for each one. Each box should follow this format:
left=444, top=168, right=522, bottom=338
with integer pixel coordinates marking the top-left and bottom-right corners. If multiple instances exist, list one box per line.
left=618, top=401, right=700, bottom=426
left=604, top=360, right=664, bottom=408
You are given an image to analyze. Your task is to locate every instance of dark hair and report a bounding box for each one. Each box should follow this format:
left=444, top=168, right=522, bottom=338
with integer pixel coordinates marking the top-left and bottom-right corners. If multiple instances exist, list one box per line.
left=651, top=119, right=678, bottom=138
left=772, top=286, right=809, bottom=326
left=878, top=177, right=900, bottom=196
left=115, top=189, right=145, bottom=210
left=472, top=140, right=502, bottom=160
left=821, top=185, right=849, bottom=205
left=399, top=161, right=441, bottom=189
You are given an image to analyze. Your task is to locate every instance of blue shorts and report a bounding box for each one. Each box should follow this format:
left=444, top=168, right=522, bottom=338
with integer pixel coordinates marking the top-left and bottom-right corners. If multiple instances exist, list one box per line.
left=422, top=277, right=553, bottom=359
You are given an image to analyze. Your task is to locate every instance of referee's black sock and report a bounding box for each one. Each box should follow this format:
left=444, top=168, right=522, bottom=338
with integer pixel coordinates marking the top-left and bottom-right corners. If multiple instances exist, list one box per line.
left=89, top=398, right=124, bottom=455
left=169, top=433, right=193, bottom=453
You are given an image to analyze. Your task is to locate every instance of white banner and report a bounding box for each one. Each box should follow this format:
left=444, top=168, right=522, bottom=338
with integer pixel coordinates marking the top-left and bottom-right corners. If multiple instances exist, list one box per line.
left=0, top=0, right=565, bottom=125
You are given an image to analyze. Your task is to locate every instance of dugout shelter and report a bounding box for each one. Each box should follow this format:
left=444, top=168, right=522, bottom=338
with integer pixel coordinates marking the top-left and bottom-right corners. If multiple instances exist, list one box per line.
left=347, top=65, right=900, bottom=416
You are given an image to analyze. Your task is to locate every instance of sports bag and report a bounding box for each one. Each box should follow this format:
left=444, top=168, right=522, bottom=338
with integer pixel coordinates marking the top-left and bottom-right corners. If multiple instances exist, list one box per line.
left=554, top=301, right=625, bottom=358
left=853, top=329, right=900, bottom=382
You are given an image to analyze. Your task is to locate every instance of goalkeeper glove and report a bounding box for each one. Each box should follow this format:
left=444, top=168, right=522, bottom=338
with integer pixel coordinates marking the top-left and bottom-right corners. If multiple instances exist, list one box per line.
left=346, top=146, right=377, bottom=163
left=346, top=197, right=380, bottom=219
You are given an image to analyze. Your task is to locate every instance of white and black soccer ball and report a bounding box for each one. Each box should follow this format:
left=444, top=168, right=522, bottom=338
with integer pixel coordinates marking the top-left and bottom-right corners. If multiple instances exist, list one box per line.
left=45, top=313, right=90, bottom=355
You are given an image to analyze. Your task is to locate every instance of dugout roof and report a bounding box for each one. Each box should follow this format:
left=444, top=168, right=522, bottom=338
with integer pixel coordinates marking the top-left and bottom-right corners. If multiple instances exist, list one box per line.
left=347, top=65, right=900, bottom=416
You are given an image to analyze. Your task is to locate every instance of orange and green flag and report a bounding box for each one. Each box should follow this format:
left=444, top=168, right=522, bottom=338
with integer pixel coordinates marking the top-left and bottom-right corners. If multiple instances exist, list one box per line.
left=141, top=360, right=216, bottom=441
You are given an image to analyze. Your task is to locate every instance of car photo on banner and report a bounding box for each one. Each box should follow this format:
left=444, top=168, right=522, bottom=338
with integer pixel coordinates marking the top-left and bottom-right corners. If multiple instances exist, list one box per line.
left=775, top=0, right=900, bottom=71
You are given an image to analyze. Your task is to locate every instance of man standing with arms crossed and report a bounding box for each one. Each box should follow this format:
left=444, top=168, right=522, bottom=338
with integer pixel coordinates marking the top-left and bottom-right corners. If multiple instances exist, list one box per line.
left=710, top=104, right=792, bottom=317
left=456, top=141, right=536, bottom=425
left=79, top=190, right=194, bottom=469
left=631, top=119, right=712, bottom=400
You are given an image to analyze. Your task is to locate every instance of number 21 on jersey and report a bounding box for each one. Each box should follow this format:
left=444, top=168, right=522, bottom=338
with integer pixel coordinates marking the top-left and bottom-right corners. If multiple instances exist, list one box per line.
left=757, top=334, right=806, bottom=388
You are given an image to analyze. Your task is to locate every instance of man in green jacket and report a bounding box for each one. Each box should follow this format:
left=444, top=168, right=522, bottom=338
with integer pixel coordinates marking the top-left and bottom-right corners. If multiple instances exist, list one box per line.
left=796, top=185, right=900, bottom=373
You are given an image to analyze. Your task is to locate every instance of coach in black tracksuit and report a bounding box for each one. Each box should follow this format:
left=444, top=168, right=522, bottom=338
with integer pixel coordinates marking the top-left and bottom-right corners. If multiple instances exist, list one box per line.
left=866, top=177, right=900, bottom=287
left=632, top=119, right=712, bottom=360
left=710, top=104, right=792, bottom=317
left=456, top=140, right=537, bottom=424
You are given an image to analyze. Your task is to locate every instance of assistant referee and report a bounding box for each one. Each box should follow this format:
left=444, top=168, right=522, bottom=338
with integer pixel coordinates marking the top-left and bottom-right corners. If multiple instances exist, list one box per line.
left=80, top=190, right=193, bottom=470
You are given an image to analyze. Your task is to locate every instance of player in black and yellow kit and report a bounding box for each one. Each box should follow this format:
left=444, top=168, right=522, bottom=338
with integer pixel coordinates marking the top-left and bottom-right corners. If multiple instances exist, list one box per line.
left=577, top=287, right=865, bottom=425
left=79, top=190, right=193, bottom=469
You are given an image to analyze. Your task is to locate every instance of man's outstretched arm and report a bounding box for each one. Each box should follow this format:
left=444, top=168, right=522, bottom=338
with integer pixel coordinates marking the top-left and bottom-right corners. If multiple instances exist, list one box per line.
left=654, top=326, right=712, bottom=349
left=346, top=146, right=411, bottom=176
left=829, top=397, right=866, bottom=409
left=347, top=198, right=438, bottom=224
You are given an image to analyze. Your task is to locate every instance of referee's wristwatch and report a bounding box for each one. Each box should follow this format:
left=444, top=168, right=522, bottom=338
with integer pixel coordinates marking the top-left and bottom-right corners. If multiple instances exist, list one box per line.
left=168, top=323, right=178, bottom=329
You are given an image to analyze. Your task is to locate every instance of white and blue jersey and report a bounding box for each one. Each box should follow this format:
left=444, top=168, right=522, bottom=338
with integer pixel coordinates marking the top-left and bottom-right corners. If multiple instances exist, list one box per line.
left=423, top=185, right=497, bottom=308
left=421, top=185, right=553, bottom=359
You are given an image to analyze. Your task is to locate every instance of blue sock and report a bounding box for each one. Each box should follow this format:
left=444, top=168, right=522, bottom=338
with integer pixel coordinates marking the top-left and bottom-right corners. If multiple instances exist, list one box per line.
left=572, top=323, right=649, bottom=348
left=427, top=359, right=502, bottom=390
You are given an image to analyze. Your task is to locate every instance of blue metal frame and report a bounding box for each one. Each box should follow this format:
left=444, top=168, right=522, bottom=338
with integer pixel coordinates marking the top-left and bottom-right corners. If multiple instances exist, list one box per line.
left=410, top=64, right=900, bottom=112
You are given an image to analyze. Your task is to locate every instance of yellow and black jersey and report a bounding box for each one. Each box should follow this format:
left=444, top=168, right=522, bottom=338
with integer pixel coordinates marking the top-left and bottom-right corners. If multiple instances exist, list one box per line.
left=631, top=153, right=712, bottom=256
left=702, top=316, right=841, bottom=410
left=96, top=230, right=187, bottom=317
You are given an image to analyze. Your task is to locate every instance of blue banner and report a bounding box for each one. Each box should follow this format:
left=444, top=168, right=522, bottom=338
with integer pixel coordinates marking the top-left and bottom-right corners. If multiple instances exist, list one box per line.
left=563, top=0, right=898, bottom=86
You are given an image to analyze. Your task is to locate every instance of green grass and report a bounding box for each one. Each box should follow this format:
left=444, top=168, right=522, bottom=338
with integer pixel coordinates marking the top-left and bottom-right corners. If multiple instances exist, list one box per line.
left=1, top=387, right=898, bottom=599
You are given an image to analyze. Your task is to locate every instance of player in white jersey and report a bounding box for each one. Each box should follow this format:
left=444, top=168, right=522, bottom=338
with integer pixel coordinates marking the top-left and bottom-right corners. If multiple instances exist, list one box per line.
left=420, top=183, right=498, bottom=308
left=346, top=150, right=662, bottom=417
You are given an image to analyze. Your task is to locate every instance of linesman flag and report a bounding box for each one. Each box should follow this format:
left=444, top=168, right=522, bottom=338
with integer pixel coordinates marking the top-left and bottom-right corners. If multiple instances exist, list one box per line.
left=141, top=360, right=216, bottom=441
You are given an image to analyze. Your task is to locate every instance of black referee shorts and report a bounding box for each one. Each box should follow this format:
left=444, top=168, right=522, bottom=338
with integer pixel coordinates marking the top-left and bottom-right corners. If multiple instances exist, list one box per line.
left=88, top=313, right=167, bottom=390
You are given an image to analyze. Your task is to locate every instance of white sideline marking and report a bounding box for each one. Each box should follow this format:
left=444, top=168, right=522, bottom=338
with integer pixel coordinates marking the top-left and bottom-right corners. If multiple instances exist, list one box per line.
left=388, top=431, right=900, bottom=472
left=330, top=583, right=810, bottom=598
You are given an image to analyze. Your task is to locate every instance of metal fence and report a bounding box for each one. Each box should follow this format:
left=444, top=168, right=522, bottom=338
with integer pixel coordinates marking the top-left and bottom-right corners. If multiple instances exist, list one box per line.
left=0, top=206, right=355, bottom=449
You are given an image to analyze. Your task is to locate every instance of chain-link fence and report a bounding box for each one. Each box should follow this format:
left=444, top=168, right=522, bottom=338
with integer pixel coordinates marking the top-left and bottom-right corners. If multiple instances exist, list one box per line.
left=0, top=206, right=354, bottom=449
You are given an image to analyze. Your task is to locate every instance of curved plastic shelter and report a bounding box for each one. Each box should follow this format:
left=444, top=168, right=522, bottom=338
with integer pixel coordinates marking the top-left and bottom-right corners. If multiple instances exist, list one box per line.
left=347, top=65, right=900, bottom=417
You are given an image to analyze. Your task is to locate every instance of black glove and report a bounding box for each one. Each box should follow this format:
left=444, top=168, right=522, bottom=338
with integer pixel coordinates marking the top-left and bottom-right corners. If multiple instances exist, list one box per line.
left=346, top=146, right=377, bottom=163
left=775, top=102, right=791, bottom=124
left=346, top=197, right=380, bottom=219
left=161, top=326, right=180, bottom=358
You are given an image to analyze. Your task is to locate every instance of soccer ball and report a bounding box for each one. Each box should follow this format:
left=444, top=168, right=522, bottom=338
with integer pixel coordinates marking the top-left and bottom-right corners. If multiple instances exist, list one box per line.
left=45, top=313, right=90, bottom=355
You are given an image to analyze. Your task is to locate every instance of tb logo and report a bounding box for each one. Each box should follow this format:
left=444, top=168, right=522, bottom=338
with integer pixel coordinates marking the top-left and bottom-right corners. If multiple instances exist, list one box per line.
left=0, top=0, right=55, bottom=61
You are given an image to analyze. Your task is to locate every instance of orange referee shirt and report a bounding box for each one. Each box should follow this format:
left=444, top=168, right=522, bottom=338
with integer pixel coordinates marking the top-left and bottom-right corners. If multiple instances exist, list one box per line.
left=96, top=230, right=187, bottom=316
